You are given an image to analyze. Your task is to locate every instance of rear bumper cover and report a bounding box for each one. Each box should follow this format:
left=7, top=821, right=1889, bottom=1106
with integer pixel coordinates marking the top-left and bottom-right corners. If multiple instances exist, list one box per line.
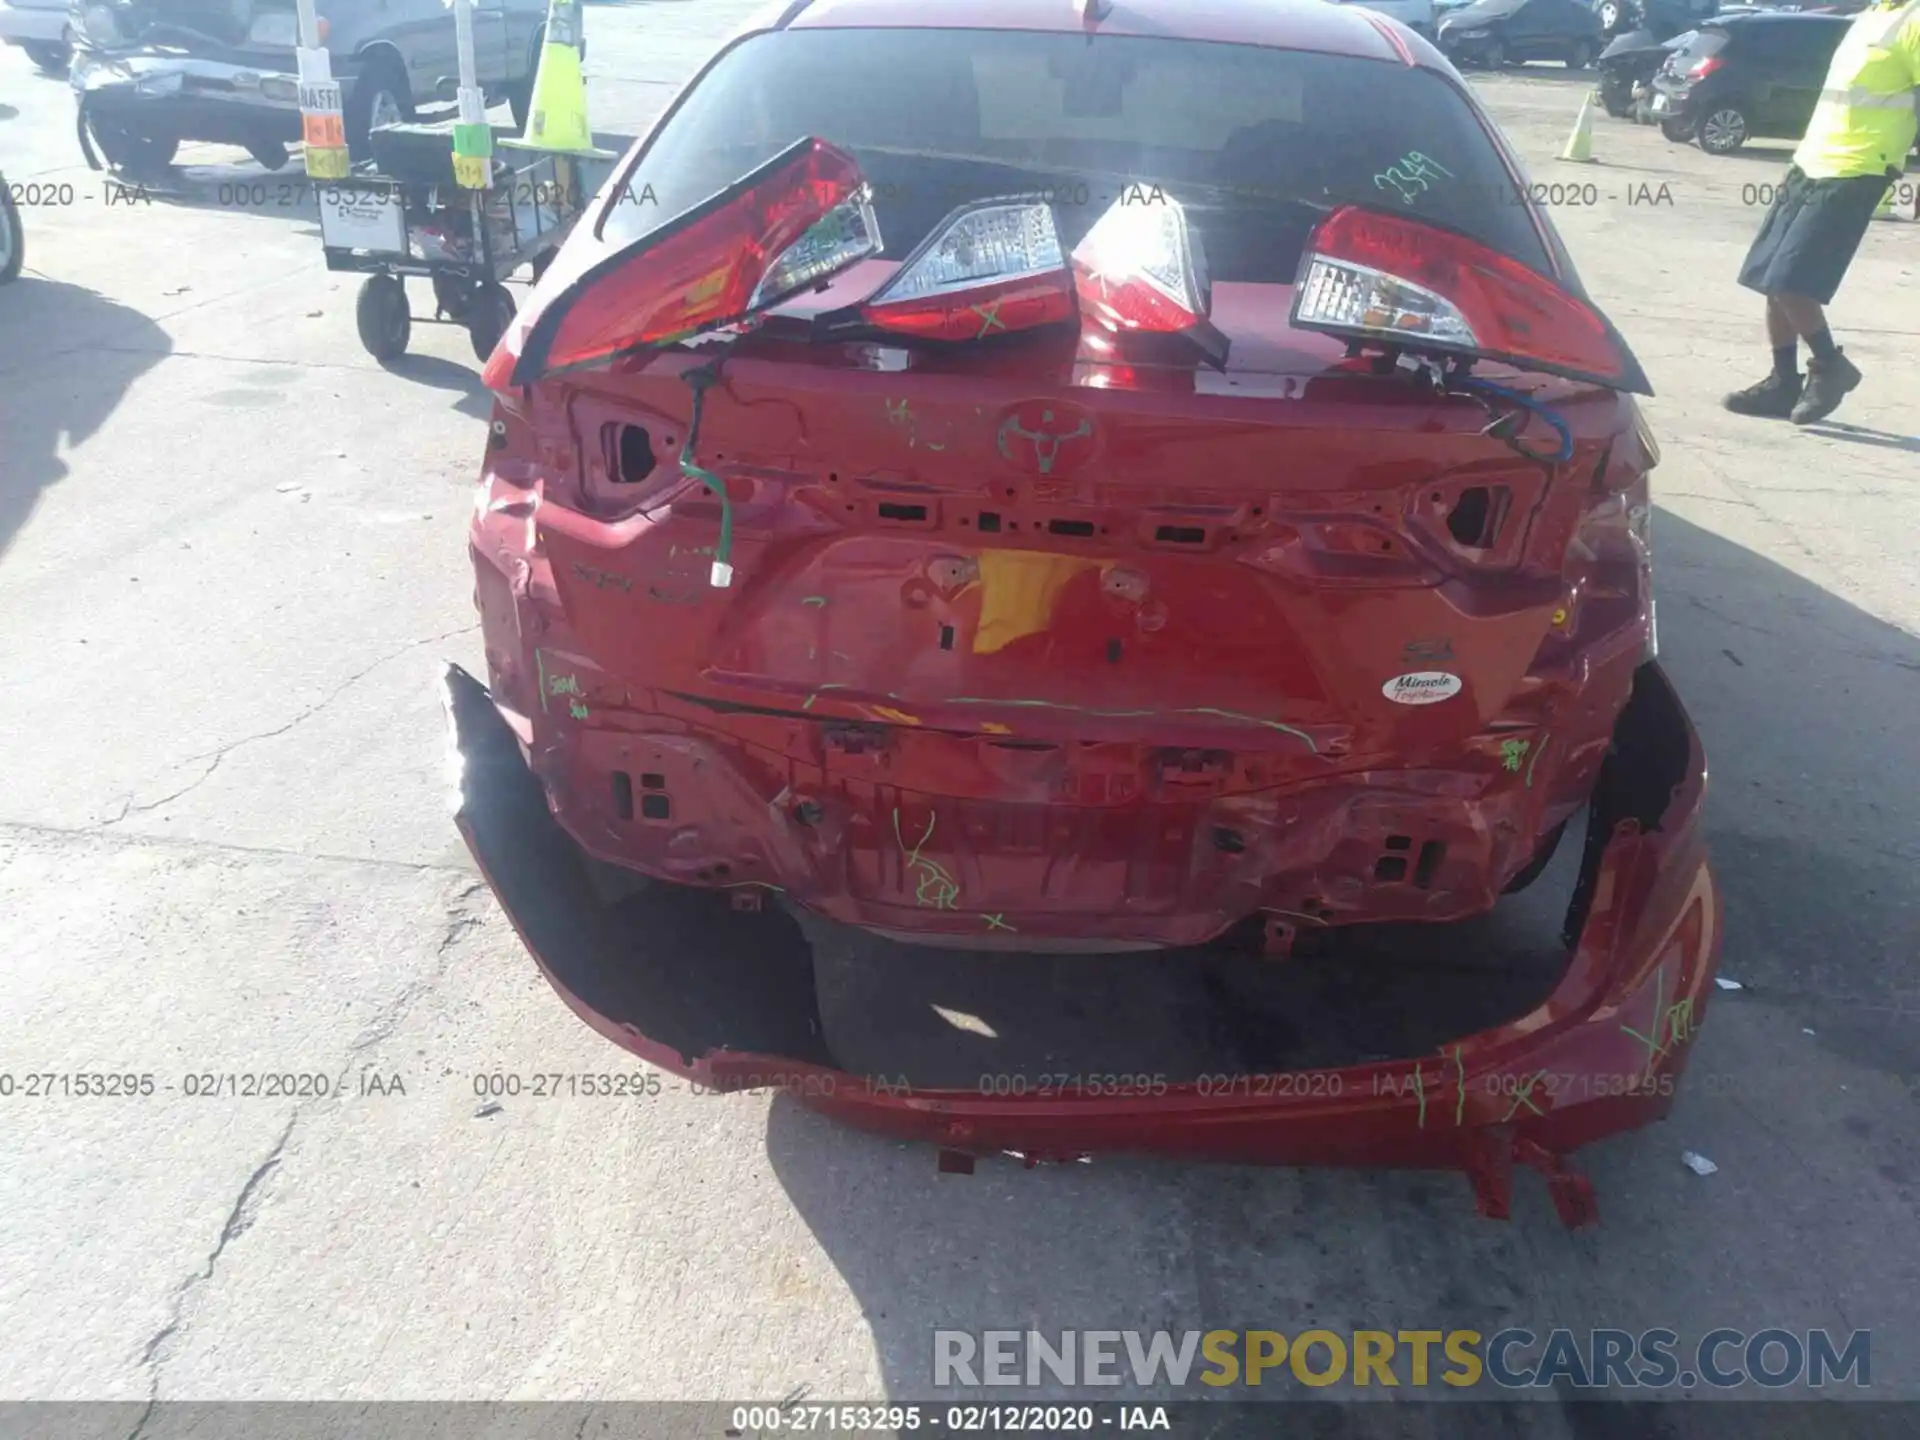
left=444, top=659, right=1720, bottom=1225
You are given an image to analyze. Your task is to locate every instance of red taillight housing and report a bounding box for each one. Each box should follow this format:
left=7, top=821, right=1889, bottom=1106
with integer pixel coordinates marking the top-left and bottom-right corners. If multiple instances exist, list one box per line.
left=854, top=198, right=1075, bottom=342
left=509, top=137, right=879, bottom=385
left=1687, top=54, right=1724, bottom=78
left=480, top=314, right=526, bottom=397
left=1071, top=194, right=1213, bottom=334
left=1291, top=205, right=1650, bottom=394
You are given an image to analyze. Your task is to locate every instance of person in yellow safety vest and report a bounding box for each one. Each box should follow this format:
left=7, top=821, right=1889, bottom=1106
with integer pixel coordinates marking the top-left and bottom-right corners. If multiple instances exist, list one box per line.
left=1725, top=0, right=1920, bottom=424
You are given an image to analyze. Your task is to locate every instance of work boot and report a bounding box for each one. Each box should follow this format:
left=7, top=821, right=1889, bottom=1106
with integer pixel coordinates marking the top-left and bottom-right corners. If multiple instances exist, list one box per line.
left=1791, top=350, right=1862, bottom=425
left=1722, top=371, right=1802, bottom=418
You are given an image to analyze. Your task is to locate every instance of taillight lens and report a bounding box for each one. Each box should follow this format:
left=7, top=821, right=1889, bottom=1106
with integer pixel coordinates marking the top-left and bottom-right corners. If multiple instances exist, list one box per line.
left=858, top=198, right=1073, bottom=341
left=1070, top=195, right=1212, bottom=334
left=1292, top=204, right=1650, bottom=394
left=511, top=137, right=878, bottom=384
left=479, top=312, right=525, bottom=398
left=1688, top=54, right=1723, bottom=78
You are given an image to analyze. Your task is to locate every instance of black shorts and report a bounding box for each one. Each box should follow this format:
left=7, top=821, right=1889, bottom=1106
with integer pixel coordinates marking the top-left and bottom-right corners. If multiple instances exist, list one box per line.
left=1738, top=165, right=1891, bottom=304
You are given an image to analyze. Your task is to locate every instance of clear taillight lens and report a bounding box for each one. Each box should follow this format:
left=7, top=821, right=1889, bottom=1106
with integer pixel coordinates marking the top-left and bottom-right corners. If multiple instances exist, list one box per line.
left=1295, top=259, right=1477, bottom=349
left=751, top=188, right=880, bottom=308
left=1070, top=195, right=1212, bottom=333
left=1291, top=204, right=1650, bottom=394
left=858, top=198, right=1074, bottom=341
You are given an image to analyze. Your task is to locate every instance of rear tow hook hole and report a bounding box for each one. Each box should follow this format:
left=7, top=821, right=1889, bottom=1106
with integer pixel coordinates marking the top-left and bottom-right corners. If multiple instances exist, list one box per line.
left=640, top=794, right=671, bottom=821
left=613, top=425, right=656, bottom=484
left=940, top=624, right=956, bottom=651
left=1212, top=827, right=1247, bottom=855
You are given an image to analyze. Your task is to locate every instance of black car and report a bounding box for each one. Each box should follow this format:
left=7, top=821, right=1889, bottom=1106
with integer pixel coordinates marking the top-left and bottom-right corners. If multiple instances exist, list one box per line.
left=1650, top=13, right=1850, bottom=153
left=1594, top=0, right=1719, bottom=39
left=1438, top=0, right=1608, bottom=69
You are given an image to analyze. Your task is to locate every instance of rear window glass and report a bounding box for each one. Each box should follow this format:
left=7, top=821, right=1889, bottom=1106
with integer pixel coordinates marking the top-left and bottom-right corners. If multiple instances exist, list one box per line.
left=1673, top=28, right=1728, bottom=60
left=600, top=27, right=1554, bottom=281
left=1767, top=18, right=1851, bottom=60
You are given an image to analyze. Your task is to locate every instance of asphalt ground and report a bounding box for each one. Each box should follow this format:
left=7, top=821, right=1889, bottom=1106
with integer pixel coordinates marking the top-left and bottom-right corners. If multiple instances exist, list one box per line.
left=2, top=2, right=1918, bottom=1424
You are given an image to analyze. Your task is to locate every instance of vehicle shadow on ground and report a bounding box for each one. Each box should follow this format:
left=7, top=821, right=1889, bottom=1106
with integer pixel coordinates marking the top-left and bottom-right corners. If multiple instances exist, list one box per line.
left=757, top=509, right=1920, bottom=1413
left=0, top=278, right=170, bottom=564
left=386, top=352, right=496, bottom=418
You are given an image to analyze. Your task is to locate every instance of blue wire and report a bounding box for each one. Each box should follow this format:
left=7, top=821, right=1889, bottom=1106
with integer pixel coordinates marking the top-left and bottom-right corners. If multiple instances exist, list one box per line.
left=1452, top=376, right=1575, bottom=464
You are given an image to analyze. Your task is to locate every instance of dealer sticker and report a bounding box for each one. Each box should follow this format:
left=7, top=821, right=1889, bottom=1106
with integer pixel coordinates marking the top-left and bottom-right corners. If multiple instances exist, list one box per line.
left=1383, top=671, right=1463, bottom=705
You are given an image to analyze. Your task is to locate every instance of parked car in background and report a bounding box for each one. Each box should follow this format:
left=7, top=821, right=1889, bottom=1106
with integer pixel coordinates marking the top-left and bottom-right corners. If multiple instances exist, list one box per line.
left=1, top=0, right=73, bottom=72
left=1327, top=0, right=1438, bottom=38
left=1593, top=0, right=1719, bottom=38
left=68, top=0, right=559, bottom=175
left=1596, top=25, right=1692, bottom=114
left=1650, top=11, right=1849, bottom=153
left=1438, top=0, right=1606, bottom=66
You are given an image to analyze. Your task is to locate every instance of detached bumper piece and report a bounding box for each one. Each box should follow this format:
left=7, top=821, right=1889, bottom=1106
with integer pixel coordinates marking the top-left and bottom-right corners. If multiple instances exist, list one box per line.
left=444, top=662, right=1719, bottom=1228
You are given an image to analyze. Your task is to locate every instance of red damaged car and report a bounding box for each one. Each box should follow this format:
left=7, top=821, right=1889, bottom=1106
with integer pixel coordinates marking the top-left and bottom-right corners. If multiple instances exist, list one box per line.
left=449, top=0, right=1720, bottom=1224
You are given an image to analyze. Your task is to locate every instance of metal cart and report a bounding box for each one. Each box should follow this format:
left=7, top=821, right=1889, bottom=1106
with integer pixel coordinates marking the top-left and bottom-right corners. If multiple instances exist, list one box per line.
left=316, top=122, right=623, bottom=361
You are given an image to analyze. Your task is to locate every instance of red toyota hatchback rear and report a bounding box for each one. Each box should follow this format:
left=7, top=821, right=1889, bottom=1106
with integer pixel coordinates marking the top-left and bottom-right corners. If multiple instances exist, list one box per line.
left=451, top=0, right=1719, bottom=1223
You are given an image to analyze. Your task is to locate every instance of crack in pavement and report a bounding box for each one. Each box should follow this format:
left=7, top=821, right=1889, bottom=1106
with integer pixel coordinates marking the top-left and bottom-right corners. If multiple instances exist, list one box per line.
left=122, top=876, right=493, bottom=1427
left=97, top=623, right=480, bottom=828
left=348, top=883, right=490, bottom=1056
left=128, top=1113, right=296, bottom=1440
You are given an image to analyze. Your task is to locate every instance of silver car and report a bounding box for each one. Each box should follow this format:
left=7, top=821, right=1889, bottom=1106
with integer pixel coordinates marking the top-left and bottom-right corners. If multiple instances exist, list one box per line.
left=68, top=0, right=558, bottom=173
left=1, top=0, right=74, bottom=72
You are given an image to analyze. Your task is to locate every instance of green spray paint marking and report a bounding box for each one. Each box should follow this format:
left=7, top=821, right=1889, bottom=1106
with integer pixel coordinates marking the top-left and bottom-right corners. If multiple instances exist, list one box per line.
left=1526, top=734, right=1548, bottom=790
left=535, top=649, right=550, bottom=714
left=1620, top=964, right=1698, bottom=1082
left=982, top=913, right=1016, bottom=932
left=569, top=701, right=589, bottom=720
left=1621, top=962, right=1668, bottom=1077
left=1413, top=1063, right=1427, bottom=1129
left=1502, top=1070, right=1548, bottom=1122
left=803, top=683, right=852, bottom=711
left=893, top=807, right=960, bottom=910
left=802, top=596, right=829, bottom=607
left=1500, top=738, right=1531, bottom=773
left=1452, top=1046, right=1468, bottom=1125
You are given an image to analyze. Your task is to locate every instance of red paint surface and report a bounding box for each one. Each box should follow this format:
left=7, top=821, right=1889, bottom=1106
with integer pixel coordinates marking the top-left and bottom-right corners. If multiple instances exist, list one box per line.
left=448, top=659, right=1720, bottom=1220
left=786, top=0, right=1407, bottom=63
left=454, top=0, right=1716, bottom=1214
left=474, top=295, right=1655, bottom=945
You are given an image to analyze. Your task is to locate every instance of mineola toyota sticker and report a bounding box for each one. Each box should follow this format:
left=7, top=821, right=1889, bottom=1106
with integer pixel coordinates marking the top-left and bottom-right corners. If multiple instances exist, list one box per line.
left=1383, top=671, right=1464, bottom=705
